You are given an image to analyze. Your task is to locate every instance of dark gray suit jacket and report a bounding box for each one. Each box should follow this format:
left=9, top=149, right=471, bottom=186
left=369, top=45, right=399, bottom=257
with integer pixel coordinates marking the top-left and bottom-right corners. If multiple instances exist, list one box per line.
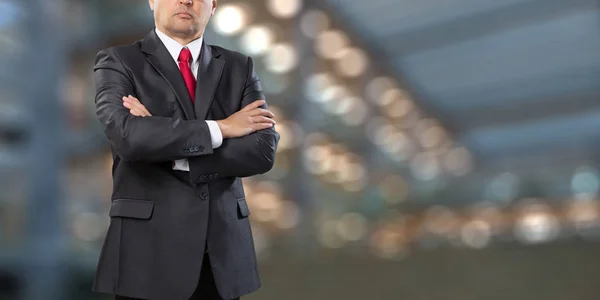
left=92, top=30, right=279, bottom=300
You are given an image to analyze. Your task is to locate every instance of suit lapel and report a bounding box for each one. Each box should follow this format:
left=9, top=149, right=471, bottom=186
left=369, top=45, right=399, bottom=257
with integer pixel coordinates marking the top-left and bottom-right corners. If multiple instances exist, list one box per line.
left=194, top=42, right=225, bottom=121
left=141, top=30, right=196, bottom=120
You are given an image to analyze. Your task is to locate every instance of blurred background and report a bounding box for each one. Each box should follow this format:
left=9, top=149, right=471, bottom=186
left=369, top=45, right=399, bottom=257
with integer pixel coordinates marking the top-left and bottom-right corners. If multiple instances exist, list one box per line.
left=2, top=0, right=600, bottom=299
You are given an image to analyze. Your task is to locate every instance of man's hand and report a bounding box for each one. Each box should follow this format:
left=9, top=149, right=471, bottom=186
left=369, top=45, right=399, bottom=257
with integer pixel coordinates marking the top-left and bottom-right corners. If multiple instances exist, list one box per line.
left=123, top=95, right=152, bottom=117
left=216, top=100, right=276, bottom=139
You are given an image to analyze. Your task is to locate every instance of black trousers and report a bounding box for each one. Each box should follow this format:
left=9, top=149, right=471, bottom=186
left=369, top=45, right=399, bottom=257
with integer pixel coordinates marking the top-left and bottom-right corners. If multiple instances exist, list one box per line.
left=115, top=253, right=239, bottom=300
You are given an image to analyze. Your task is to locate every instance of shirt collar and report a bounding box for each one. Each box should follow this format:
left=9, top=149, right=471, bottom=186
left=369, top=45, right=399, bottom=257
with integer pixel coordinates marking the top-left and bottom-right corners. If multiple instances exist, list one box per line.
left=155, top=28, right=203, bottom=65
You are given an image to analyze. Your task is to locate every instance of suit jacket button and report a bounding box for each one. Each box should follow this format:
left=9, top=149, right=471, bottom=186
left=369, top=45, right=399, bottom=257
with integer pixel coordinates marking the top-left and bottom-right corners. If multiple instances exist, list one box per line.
left=183, top=148, right=189, bottom=154
left=200, top=193, right=208, bottom=200
left=193, top=146, right=199, bottom=152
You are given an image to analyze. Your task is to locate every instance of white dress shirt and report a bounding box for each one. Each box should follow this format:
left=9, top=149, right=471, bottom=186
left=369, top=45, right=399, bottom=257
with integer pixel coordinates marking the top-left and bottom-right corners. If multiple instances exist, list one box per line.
left=155, top=28, right=223, bottom=171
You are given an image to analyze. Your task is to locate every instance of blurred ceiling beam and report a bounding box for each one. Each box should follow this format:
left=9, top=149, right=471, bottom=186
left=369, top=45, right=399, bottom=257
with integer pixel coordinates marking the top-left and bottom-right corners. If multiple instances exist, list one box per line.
left=455, top=89, right=600, bottom=130
left=382, top=0, right=598, bottom=56
left=462, top=109, right=600, bottom=159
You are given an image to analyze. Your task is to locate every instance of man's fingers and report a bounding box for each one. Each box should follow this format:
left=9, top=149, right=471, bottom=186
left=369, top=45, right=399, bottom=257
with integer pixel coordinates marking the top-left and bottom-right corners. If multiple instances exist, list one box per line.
left=124, top=96, right=152, bottom=116
left=129, top=108, right=146, bottom=117
left=128, top=97, right=152, bottom=116
left=251, top=123, right=274, bottom=131
left=123, top=96, right=143, bottom=108
left=139, top=105, right=152, bottom=116
left=124, top=102, right=149, bottom=117
left=126, top=95, right=141, bottom=103
left=252, top=116, right=276, bottom=125
left=241, top=100, right=265, bottom=112
left=123, top=96, right=140, bottom=106
left=123, top=101, right=134, bottom=110
left=249, top=108, right=275, bottom=118
left=126, top=96, right=143, bottom=108
left=123, top=101, right=144, bottom=114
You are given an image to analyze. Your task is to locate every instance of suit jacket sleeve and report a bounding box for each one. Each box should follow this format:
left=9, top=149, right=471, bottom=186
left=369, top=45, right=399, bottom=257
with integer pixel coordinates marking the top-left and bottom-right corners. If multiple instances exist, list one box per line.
left=94, top=49, right=214, bottom=162
left=189, top=57, right=280, bottom=183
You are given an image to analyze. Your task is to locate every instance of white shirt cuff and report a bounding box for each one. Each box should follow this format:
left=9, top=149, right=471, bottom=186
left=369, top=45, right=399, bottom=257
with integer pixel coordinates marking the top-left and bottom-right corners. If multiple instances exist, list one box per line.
left=206, top=120, right=223, bottom=149
left=173, top=159, right=189, bottom=171
left=173, top=121, right=223, bottom=172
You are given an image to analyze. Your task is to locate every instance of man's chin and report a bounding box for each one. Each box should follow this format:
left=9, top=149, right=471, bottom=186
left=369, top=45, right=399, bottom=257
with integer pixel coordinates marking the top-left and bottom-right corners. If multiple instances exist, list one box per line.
left=168, top=25, right=198, bottom=37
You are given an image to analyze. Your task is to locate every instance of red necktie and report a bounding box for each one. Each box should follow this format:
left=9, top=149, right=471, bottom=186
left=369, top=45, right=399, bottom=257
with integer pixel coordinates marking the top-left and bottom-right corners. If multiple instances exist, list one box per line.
left=178, top=47, right=196, bottom=104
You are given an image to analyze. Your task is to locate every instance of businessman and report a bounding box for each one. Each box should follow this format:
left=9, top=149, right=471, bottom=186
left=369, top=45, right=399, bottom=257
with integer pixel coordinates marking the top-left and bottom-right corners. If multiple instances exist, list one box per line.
left=92, top=0, right=279, bottom=299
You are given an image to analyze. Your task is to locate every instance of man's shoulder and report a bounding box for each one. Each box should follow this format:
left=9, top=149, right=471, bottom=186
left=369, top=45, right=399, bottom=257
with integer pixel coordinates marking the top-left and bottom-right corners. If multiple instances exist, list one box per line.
left=97, top=39, right=144, bottom=60
left=208, top=44, right=251, bottom=65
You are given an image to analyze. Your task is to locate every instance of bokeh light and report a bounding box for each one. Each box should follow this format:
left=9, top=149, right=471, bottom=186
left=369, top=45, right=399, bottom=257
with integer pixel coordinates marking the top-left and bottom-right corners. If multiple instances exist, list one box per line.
left=213, top=4, right=248, bottom=36
left=265, top=43, right=299, bottom=74
left=334, top=47, right=368, bottom=77
left=515, top=202, right=560, bottom=244
left=300, top=9, right=330, bottom=39
left=460, top=220, right=492, bottom=249
left=240, top=25, right=275, bottom=55
left=266, top=0, right=303, bottom=19
left=315, top=30, right=349, bottom=59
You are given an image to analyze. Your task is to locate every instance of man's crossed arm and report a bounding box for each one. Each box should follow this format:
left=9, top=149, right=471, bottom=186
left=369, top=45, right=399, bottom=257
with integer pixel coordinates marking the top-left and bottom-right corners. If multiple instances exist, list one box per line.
left=123, top=95, right=280, bottom=182
left=123, top=96, right=275, bottom=137
left=95, top=49, right=279, bottom=182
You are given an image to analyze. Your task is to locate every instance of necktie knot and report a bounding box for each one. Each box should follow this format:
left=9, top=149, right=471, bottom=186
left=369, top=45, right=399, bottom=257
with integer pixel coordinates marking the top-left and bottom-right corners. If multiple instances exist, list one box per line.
left=178, top=47, right=192, bottom=64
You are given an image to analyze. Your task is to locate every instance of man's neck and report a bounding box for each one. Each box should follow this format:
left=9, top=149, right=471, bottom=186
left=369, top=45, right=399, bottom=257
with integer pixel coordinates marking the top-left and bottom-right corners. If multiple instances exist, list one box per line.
left=157, top=27, right=203, bottom=46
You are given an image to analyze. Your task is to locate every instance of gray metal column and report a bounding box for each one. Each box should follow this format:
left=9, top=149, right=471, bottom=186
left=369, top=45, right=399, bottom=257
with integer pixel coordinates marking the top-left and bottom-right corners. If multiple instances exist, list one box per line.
left=289, top=0, right=321, bottom=254
left=21, top=0, right=67, bottom=299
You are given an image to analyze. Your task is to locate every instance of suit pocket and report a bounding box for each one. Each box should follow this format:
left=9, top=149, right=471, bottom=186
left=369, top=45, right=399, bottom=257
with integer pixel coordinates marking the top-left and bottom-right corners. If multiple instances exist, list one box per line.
left=237, top=198, right=250, bottom=218
left=109, top=199, right=154, bottom=219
